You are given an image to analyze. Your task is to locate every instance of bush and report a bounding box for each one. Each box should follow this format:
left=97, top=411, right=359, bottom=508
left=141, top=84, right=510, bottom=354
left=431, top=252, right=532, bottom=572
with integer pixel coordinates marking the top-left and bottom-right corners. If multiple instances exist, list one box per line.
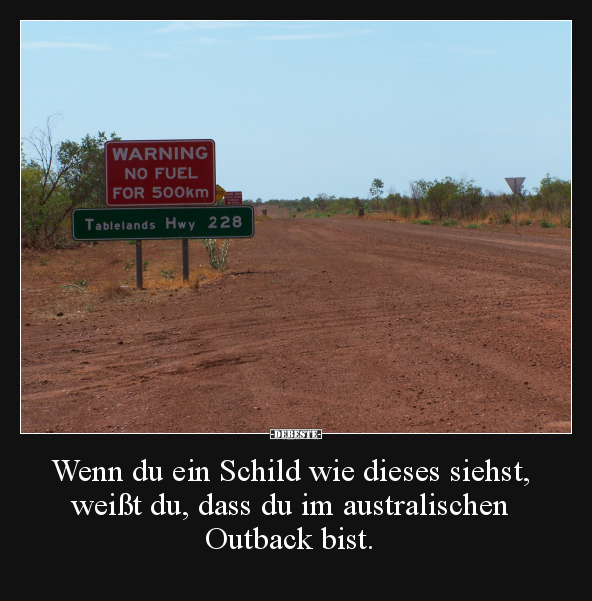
left=21, top=120, right=120, bottom=248
left=534, top=174, right=571, bottom=218
left=203, top=239, right=230, bottom=269
left=442, top=218, right=458, bottom=227
left=21, top=163, right=73, bottom=248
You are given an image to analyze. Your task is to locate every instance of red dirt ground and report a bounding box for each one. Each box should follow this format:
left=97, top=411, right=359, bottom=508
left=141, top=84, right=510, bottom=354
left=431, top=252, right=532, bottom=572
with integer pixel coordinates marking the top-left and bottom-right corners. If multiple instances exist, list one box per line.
left=21, top=207, right=571, bottom=433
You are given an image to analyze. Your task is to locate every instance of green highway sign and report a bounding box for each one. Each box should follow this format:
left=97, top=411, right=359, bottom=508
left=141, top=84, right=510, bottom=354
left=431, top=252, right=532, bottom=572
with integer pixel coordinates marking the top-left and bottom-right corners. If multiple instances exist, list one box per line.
left=72, top=205, right=254, bottom=241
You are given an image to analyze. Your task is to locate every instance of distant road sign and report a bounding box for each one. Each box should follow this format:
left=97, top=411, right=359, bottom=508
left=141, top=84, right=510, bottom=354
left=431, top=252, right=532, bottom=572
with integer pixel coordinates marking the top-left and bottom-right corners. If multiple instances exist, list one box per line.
left=72, top=206, right=254, bottom=240
left=105, top=139, right=216, bottom=206
left=225, top=191, right=242, bottom=205
left=505, top=177, right=525, bottom=194
left=215, top=184, right=227, bottom=202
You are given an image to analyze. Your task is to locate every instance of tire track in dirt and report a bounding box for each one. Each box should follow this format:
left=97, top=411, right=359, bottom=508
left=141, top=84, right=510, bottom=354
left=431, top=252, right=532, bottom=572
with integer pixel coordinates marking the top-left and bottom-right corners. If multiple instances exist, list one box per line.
left=21, top=216, right=570, bottom=433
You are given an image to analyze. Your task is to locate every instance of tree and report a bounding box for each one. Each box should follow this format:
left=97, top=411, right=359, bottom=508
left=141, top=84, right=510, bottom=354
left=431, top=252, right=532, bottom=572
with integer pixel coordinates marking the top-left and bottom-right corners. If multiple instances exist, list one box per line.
left=456, top=179, right=483, bottom=220
left=423, top=178, right=456, bottom=220
left=316, top=193, right=328, bottom=211
left=299, top=196, right=312, bottom=211
left=369, top=178, right=384, bottom=211
left=21, top=114, right=120, bottom=248
left=21, top=115, right=75, bottom=247
left=409, top=181, right=427, bottom=219
left=58, top=131, right=119, bottom=209
left=22, top=116, right=72, bottom=206
left=532, top=174, right=571, bottom=219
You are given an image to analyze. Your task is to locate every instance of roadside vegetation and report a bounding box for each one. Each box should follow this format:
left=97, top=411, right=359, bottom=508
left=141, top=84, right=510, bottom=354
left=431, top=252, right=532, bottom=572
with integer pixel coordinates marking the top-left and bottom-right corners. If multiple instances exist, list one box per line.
left=21, top=116, right=571, bottom=250
left=21, top=115, right=122, bottom=249
left=268, top=174, right=571, bottom=229
left=21, top=237, right=227, bottom=320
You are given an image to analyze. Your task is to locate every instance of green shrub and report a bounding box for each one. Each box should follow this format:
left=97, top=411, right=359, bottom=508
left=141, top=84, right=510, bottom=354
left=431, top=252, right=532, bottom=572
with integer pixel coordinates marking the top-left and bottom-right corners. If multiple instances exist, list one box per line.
left=21, top=163, right=73, bottom=248
left=464, top=223, right=479, bottom=229
left=21, top=125, right=120, bottom=248
left=443, top=218, right=458, bottom=227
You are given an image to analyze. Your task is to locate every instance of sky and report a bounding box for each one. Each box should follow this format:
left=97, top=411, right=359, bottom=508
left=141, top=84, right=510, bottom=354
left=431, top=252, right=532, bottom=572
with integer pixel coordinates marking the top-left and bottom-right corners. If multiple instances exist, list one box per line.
left=20, top=20, right=572, bottom=201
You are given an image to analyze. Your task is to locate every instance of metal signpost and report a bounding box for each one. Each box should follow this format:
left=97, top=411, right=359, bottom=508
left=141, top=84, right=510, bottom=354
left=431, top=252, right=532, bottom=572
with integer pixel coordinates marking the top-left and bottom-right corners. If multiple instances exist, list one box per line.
left=73, top=205, right=254, bottom=288
left=504, top=177, right=525, bottom=234
left=95, top=139, right=253, bottom=287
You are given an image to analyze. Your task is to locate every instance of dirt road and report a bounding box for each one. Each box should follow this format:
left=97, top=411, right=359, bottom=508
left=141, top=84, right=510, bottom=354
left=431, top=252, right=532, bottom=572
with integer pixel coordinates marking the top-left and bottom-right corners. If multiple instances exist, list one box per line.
left=21, top=210, right=571, bottom=433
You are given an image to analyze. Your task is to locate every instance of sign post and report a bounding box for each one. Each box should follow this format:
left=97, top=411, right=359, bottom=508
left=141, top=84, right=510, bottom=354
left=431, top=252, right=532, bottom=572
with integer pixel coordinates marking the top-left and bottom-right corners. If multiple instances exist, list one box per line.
left=100, top=139, right=251, bottom=286
left=182, top=239, right=189, bottom=283
left=105, top=139, right=219, bottom=284
left=135, top=241, right=143, bottom=290
left=505, top=177, right=525, bottom=234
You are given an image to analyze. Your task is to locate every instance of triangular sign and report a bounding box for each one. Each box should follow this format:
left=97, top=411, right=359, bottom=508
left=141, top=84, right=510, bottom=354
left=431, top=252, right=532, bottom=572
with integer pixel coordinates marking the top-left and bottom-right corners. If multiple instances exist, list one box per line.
left=514, top=177, right=525, bottom=192
left=505, top=177, right=525, bottom=194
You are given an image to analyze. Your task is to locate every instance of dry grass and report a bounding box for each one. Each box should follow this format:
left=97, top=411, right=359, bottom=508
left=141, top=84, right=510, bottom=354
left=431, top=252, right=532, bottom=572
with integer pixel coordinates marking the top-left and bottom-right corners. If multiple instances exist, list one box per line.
left=21, top=240, right=229, bottom=320
left=363, top=211, right=404, bottom=222
left=140, top=264, right=221, bottom=291
left=358, top=209, right=570, bottom=228
left=92, top=280, right=133, bottom=301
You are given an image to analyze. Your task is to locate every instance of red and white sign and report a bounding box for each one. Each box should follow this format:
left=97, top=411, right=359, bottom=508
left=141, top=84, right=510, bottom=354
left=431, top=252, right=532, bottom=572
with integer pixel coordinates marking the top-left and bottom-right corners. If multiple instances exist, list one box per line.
left=105, top=139, right=216, bottom=206
left=224, top=191, right=243, bottom=206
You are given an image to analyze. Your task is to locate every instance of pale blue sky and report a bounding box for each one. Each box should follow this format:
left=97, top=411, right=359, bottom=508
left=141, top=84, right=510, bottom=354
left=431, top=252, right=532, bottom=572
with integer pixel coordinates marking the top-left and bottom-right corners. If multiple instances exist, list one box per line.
left=20, top=20, right=571, bottom=200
